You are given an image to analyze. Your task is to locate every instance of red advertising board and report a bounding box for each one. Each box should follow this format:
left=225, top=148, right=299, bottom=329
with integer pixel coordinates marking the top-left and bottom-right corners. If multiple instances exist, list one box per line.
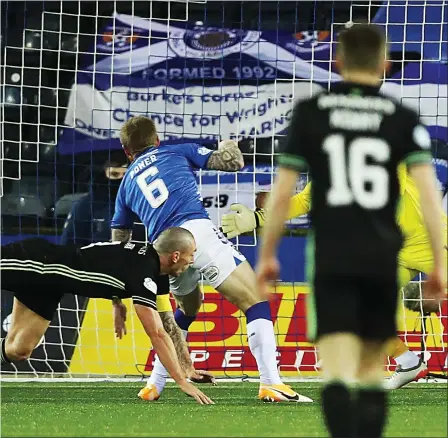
left=144, top=285, right=447, bottom=376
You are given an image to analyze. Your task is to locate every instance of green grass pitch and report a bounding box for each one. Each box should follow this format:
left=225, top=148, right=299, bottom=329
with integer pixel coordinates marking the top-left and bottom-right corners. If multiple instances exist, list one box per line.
left=1, top=382, right=447, bottom=437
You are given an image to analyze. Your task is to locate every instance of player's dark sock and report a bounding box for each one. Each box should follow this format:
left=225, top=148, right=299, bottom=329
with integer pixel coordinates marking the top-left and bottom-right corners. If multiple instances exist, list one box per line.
left=321, top=381, right=354, bottom=438
left=355, top=386, right=387, bottom=438
left=1, top=338, right=11, bottom=364
left=174, top=308, right=196, bottom=335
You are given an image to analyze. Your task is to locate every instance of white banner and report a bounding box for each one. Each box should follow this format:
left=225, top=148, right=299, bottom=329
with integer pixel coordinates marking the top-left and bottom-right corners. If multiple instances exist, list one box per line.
left=60, top=14, right=447, bottom=155
left=65, top=82, right=324, bottom=142
left=65, top=80, right=447, bottom=142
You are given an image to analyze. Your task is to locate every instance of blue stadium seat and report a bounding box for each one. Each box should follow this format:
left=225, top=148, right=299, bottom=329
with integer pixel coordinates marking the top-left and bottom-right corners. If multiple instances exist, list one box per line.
left=3, top=86, right=25, bottom=106
left=53, top=192, right=88, bottom=218
left=21, top=143, right=39, bottom=162
left=9, top=176, right=58, bottom=209
left=39, top=144, right=57, bottom=163
left=24, top=30, right=43, bottom=50
left=1, top=194, right=47, bottom=217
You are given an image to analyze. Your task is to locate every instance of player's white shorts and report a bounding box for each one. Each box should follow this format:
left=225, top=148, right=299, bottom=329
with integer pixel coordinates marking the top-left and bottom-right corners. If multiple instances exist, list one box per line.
left=169, top=218, right=246, bottom=296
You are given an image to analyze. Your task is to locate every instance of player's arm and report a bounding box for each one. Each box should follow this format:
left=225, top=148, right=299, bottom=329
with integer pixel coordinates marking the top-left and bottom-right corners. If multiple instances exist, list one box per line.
left=154, top=276, right=195, bottom=374
left=179, top=141, right=243, bottom=172
left=131, top=286, right=213, bottom=404
left=112, top=296, right=127, bottom=339
left=206, top=140, right=244, bottom=171
left=287, top=182, right=312, bottom=218
left=155, top=275, right=215, bottom=384
left=256, top=102, right=309, bottom=293
left=111, top=292, right=195, bottom=365
left=159, top=310, right=193, bottom=372
left=134, top=304, right=186, bottom=383
left=153, top=277, right=197, bottom=376
left=403, top=121, right=447, bottom=291
left=110, top=180, right=133, bottom=243
left=409, top=164, right=445, bottom=269
left=259, top=168, right=302, bottom=259
left=111, top=228, right=132, bottom=243
left=221, top=183, right=312, bottom=238
left=158, top=310, right=215, bottom=384
left=135, top=306, right=213, bottom=404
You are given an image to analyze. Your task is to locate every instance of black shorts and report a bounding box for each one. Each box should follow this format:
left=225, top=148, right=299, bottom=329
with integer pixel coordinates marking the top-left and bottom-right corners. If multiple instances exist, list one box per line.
left=307, top=273, right=398, bottom=342
left=2, top=269, right=64, bottom=321
left=1, top=239, right=65, bottom=321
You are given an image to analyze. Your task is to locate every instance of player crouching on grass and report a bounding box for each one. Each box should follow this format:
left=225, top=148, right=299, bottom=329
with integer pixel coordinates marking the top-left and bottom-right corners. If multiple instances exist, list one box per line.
left=0, top=227, right=214, bottom=405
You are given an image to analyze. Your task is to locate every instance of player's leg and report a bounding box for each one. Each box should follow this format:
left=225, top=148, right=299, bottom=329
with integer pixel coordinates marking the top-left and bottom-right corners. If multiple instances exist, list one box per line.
left=312, top=274, right=362, bottom=437
left=215, top=261, right=288, bottom=394
left=383, top=243, right=443, bottom=389
left=215, top=256, right=313, bottom=402
left=318, top=333, right=361, bottom=438
left=173, top=283, right=203, bottom=328
left=355, top=276, right=399, bottom=438
left=1, top=246, right=59, bottom=363
left=1, top=298, right=51, bottom=363
left=385, top=265, right=422, bottom=367
left=181, top=219, right=311, bottom=402
left=356, top=340, right=390, bottom=438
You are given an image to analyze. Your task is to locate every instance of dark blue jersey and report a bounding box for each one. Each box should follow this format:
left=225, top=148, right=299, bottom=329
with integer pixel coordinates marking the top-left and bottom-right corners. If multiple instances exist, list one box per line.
left=60, top=193, right=114, bottom=246
left=111, top=143, right=214, bottom=241
left=60, top=191, right=145, bottom=246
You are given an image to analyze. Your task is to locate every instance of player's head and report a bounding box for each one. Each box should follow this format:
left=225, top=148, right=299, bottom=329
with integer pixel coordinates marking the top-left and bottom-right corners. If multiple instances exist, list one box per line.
left=153, top=227, right=196, bottom=276
left=336, top=23, right=389, bottom=83
left=120, top=116, right=160, bottom=162
left=94, top=152, right=128, bottom=198
left=104, top=156, right=127, bottom=181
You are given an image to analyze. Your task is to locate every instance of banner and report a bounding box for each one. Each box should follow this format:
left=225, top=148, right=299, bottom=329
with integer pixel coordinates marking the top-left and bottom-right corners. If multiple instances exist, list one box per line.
left=59, top=4, right=448, bottom=155
left=69, top=285, right=448, bottom=377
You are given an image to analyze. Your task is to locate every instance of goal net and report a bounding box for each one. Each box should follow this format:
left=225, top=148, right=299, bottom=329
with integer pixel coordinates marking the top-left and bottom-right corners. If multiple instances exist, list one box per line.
left=1, top=0, right=447, bottom=380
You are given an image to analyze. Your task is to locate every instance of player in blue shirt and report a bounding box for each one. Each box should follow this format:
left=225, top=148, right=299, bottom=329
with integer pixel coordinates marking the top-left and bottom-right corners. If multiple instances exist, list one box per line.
left=111, top=116, right=312, bottom=403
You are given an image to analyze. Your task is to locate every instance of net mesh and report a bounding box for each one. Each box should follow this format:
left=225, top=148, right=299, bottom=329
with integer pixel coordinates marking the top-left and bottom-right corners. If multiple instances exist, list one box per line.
left=1, top=0, right=447, bottom=379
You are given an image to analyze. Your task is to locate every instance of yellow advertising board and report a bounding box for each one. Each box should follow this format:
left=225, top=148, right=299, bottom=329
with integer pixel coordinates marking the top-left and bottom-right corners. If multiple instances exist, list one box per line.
left=69, top=285, right=447, bottom=376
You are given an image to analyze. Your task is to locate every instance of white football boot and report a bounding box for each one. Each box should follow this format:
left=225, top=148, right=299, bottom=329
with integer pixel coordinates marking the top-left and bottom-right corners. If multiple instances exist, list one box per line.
left=384, top=362, right=429, bottom=390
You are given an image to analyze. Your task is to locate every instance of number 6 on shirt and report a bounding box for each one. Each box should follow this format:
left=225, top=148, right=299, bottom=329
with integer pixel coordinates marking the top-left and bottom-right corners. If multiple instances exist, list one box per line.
left=136, top=166, right=169, bottom=208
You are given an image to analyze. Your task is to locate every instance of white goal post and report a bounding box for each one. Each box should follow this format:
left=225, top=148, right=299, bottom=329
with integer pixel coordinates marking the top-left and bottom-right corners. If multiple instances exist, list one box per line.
left=1, top=0, right=446, bottom=381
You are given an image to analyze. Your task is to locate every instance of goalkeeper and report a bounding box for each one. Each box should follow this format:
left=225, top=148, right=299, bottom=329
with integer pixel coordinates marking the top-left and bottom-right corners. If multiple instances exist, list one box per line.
left=222, top=160, right=447, bottom=390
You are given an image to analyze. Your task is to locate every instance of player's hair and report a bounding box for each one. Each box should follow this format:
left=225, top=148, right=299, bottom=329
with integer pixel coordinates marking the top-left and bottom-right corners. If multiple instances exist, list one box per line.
left=153, top=227, right=195, bottom=254
left=337, top=23, right=388, bottom=73
left=104, top=150, right=128, bottom=169
left=120, top=116, right=158, bottom=155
